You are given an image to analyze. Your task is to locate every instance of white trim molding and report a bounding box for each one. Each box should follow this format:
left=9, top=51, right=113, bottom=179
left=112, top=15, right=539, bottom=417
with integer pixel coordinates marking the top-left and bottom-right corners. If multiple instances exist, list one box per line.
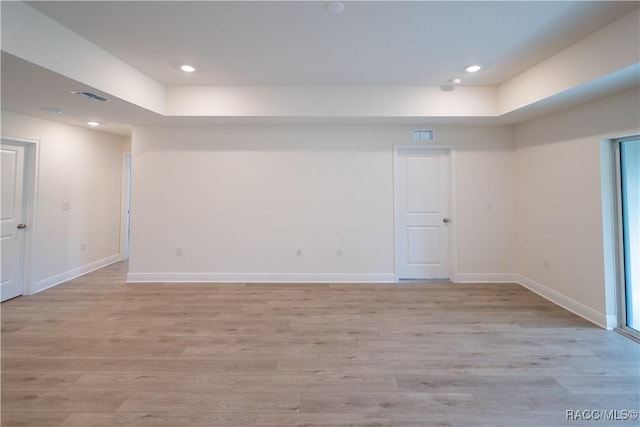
left=120, top=152, right=132, bottom=261
left=516, top=274, right=609, bottom=329
left=127, top=272, right=396, bottom=284
left=605, top=315, right=618, bottom=330
left=33, top=254, right=121, bottom=294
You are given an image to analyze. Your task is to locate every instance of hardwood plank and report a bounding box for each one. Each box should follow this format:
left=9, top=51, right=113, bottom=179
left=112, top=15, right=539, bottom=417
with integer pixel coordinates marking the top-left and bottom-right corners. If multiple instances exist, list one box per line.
left=59, top=412, right=256, bottom=427
left=276, top=358, right=427, bottom=375
left=233, top=374, right=399, bottom=392
left=445, top=412, right=592, bottom=427
left=553, top=375, right=640, bottom=394
left=2, top=358, right=275, bottom=374
left=255, top=413, right=451, bottom=426
left=396, top=374, right=565, bottom=394
left=68, top=374, right=238, bottom=392
left=1, top=373, right=81, bottom=391
left=1, top=412, right=70, bottom=427
left=299, top=391, right=479, bottom=414
left=116, top=391, right=301, bottom=413
left=1, top=390, right=131, bottom=412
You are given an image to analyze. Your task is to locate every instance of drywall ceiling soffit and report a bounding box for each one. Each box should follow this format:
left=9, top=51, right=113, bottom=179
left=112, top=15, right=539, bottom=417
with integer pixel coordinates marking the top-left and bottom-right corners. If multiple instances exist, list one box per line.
left=2, top=51, right=638, bottom=134
left=0, top=53, right=161, bottom=136
left=500, top=64, right=640, bottom=125
left=0, top=52, right=500, bottom=133
left=2, top=1, right=639, bottom=134
left=25, top=0, right=638, bottom=87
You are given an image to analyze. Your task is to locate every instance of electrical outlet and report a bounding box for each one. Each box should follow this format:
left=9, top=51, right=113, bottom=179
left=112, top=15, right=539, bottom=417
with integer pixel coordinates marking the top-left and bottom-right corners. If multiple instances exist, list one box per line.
left=336, top=249, right=343, bottom=257
left=543, top=258, right=550, bottom=270
left=296, top=249, right=302, bottom=256
left=62, top=200, right=71, bottom=211
left=80, top=242, right=86, bottom=252
left=176, top=247, right=183, bottom=257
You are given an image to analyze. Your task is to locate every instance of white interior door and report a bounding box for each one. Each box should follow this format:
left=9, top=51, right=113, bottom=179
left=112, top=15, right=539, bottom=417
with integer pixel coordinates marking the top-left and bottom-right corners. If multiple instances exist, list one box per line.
left=395, top=148, right=450, bottom=280
left=1, top=143, right=26, bottom=301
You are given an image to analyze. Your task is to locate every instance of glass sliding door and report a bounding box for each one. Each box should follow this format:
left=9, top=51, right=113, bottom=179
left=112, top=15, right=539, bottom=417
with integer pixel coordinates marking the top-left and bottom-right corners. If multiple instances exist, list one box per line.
left=619, top=137, right=639, bottom=336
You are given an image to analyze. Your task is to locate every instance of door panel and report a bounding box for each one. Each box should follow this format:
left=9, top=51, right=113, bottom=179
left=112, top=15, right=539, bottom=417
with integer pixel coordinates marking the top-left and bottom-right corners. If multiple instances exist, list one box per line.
left=396, top=149, right=450, bottom=280
left=407, top=158, right=440, bottom=212
left=407, top=226, right=440, bottom=263
left=1, top=144, right=26, bottom=302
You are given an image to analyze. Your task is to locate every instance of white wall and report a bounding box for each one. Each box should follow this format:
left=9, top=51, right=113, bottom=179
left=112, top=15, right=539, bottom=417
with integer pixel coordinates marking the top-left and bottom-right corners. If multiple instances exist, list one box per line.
left=447, top=126, right=515, bottom=280
left=514, top=88, right=640, bottom=328
left=166, top=86, right=498, bottom=118
left=128, top=124, right=514, bottom=282
left=1, top=110, right=125, bottom=293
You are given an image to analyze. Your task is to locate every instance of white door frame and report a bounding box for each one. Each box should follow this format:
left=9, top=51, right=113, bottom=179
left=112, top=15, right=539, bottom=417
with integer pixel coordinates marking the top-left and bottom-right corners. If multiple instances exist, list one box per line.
left=393, top=144, right=458, bottom=282
left=120, top=152, right=132, bottom=261
left=613, top=136, right=640, bottom=339
left=1, top=136, right=40, bottom=296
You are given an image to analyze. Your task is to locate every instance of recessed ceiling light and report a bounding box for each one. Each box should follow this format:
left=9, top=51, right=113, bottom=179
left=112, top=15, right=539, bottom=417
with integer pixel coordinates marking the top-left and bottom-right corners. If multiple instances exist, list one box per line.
left=450, top=78, right=462, bottom=85
left=325, top=1, right=344, bottom=14
left=465, top=65, right=482, bottom=73
left=87, top=121, right=100, bottom=127
left=180, top=64, right=196, bottom=73
left=48, top=108, right=63, bottom=115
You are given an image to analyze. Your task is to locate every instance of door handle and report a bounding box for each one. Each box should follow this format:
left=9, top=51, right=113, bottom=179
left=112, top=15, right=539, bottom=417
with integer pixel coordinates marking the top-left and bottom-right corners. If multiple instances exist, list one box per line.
left=17, top=224, right=27, bottom=229
left=443, top=218, right=450, bottom=223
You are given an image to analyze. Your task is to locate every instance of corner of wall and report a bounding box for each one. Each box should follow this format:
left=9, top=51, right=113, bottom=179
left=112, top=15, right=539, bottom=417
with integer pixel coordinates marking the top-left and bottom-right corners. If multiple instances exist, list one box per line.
left=516, top=274, right=608, bottom=329
left=32, top=254, right=121, bottom=295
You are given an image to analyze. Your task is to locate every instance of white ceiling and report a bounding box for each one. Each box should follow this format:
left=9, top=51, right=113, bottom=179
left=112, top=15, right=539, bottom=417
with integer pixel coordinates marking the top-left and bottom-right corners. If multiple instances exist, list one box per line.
left=25, top=0, right=638, bottom=86
left=1, top=53, right=159, bottom=135
left=2, top=1, right=639, bottom=135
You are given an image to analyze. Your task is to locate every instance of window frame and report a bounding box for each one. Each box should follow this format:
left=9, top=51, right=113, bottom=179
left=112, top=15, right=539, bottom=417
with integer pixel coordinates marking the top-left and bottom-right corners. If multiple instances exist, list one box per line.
left=614, top=136, right=640, bottom=343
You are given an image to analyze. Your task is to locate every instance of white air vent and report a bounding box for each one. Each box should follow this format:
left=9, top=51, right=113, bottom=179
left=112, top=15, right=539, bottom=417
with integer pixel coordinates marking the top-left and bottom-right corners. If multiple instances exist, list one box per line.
left=70, top=91, right=108, bottom=102
left=412, top=129, right=434, bottom=141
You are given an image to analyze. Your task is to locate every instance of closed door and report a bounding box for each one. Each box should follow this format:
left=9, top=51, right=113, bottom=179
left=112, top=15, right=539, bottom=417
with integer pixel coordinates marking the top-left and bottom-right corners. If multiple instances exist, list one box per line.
left=395, top=148, right=450, bottom=280
left=1, top=143, right=26, bottom=302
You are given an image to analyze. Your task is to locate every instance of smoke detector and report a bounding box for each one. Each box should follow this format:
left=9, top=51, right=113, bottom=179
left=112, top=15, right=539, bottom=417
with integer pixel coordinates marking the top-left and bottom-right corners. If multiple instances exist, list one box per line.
left=325, top=1, right=344, bottom=14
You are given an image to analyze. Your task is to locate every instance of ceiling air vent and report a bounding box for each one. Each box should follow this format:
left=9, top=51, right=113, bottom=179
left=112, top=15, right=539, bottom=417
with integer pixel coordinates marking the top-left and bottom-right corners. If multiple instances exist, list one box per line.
left=70, top=91, right=108, bottom=102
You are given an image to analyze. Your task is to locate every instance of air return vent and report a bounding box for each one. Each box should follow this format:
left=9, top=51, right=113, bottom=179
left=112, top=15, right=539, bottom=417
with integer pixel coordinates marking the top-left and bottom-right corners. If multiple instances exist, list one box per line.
left=412, top=129, right=434, bottom=141
left=70, top=91, right=108, bottom=102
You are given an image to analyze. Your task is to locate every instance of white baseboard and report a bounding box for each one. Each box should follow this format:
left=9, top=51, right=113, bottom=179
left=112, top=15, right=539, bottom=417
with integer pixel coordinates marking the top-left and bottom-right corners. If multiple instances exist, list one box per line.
left=126, top=272, right=396, bottom=284
left=32, top=254, right=121, bottom=294
left=515, top=274, right=608, bottom=329
left=605, top=315, right=618, bottom=331
left=454, top=273, right=519, bottom=283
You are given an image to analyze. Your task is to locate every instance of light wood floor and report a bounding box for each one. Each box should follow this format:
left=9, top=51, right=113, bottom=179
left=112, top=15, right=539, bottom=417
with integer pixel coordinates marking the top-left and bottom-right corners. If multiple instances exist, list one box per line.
left=2, top=262, right=638, bottom=427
